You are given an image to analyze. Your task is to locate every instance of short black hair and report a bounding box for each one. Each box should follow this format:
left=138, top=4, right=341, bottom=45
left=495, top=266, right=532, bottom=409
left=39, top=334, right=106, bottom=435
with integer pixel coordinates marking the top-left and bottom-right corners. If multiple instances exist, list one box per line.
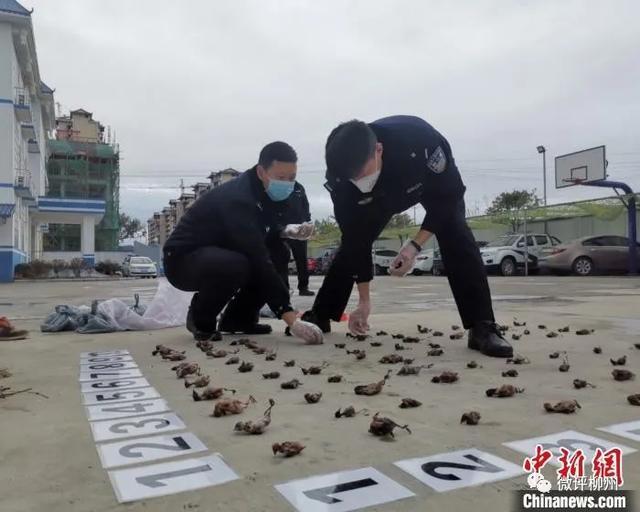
left=258, top=141, right=297, bottom=169
left=325, top=120, right=377, bottom=181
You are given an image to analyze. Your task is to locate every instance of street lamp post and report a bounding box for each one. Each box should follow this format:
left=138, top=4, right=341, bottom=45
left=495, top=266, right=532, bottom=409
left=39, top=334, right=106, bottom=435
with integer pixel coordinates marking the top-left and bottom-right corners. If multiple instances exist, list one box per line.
left=537, top=145, right=547, bottom=206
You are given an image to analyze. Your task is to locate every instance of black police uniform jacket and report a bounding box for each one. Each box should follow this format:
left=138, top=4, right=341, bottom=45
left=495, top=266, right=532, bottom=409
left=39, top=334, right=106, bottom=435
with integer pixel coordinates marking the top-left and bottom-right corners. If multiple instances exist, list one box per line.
left=164, top=167, right=297, bottom=318
left=324, top=115, right=466, bottom=283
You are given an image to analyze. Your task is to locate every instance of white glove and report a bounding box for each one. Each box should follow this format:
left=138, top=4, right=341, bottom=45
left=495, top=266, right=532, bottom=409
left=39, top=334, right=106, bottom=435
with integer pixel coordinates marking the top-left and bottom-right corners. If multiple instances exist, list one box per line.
left=348, top=302, right=371, bottom=335
left=389, top=241, right=420, bottom=276
left=290, top=320, right=324, bottom=344
left=281, top=222, right=314, bottom=240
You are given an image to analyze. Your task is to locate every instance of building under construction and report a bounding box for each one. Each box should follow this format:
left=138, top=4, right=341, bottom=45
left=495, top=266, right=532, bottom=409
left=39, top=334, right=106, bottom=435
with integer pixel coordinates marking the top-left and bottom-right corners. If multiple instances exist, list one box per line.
left=44, top=109, right=120, bottom=251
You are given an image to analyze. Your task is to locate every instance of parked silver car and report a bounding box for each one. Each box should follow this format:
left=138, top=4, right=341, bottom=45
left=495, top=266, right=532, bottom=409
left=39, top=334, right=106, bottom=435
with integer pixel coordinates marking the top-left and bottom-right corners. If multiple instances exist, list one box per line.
left=539, top=235, right=640, bottom=276
left=122, top=256, right=158, bottom=278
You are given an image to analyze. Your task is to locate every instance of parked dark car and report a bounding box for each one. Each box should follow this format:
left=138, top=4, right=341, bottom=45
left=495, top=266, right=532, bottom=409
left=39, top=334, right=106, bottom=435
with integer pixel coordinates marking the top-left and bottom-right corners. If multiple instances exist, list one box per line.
left=539, top=235, right=640, bottom=276
left=431, top=241, right=487, bottom=276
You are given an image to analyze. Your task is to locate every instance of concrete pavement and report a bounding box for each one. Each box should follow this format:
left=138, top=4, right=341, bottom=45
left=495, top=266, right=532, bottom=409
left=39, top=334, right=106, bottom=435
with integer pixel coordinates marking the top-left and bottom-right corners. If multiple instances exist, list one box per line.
left=1, top=275, right=639, bottom=511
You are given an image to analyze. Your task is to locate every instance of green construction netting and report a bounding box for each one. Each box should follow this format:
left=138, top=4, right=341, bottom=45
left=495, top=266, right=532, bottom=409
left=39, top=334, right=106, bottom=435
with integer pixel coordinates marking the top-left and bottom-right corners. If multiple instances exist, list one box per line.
left=48, top=139, right=117, bottom=159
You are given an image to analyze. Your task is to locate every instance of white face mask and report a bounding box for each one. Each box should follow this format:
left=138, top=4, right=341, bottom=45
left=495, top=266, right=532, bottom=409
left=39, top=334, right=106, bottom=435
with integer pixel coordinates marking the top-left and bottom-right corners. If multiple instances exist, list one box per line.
left=350, top=169, right=381, bottom=194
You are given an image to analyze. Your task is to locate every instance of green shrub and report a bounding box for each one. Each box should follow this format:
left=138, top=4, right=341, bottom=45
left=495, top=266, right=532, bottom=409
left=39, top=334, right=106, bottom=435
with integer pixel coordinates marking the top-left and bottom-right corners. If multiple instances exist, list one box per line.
left=29, top=260, right=53, bottom=278
left=69, top=258, right=88, bottom=277
left=14, top=263, right=33, bottom=278
left=51, top=259, right=68, bottom=277
left=95, top=260, right=122, bottom=276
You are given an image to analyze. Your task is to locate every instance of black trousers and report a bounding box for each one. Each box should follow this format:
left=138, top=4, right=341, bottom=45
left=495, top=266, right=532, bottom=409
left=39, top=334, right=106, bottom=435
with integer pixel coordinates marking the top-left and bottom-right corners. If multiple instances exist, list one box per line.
left=163, top=240, right=290, bottom=331
left=287, top=239, right=310, bottom=291
left=312, top=199, right=495, bottom=329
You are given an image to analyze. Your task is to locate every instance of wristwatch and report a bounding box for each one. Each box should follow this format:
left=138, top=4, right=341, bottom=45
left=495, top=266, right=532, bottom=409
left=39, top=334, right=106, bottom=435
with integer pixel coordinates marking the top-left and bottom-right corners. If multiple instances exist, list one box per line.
left=409, top=240, right=422, bottom=252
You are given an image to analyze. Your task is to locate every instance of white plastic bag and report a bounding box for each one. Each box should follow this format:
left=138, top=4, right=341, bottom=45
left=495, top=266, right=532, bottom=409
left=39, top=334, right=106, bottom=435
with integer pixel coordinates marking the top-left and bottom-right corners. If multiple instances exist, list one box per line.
left=96, top=278, right=193, bottom=331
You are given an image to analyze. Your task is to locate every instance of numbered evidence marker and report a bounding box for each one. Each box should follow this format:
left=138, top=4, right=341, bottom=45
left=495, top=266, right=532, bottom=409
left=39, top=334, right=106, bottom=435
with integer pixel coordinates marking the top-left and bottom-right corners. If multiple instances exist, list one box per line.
left=598, top=420, right=640, bottom=443
left=97, top=432, right=208, bottom=469
left=275, top=467, right=414, bottom=512
left=109, top=453, right=239, bottom=503
left=79, top=368, right=143, bottom=382
left=83, top=386, right=161, bottom=406
left=80, top=377, right=151, bottom=394
left=80, top=361, right=139, bottom=371
left=503, top=430, right=636, bottom=467
left=86, top=399, right=171, bottom=422
left=82, top=355, right=135, bottom=364
left=394, top=448, right=524, bottom=493
left=91, top=413, right=187, bottom=443
left=80, top=350, right=130, bottom=359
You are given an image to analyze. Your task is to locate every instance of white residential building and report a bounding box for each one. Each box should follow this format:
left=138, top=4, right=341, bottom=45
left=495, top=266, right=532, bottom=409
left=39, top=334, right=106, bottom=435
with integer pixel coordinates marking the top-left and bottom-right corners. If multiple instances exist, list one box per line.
left=0, top=1, right=105, bottom=281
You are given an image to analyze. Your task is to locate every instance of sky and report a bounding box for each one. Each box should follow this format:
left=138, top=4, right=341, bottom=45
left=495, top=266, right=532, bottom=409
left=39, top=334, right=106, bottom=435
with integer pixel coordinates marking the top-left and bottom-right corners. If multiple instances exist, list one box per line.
left=26, top=0, right=640, bottom=224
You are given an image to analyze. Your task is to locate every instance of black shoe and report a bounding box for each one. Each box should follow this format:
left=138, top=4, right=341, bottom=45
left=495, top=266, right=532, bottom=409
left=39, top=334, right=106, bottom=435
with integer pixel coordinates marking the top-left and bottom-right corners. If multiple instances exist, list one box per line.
left=299, top=289, right=315, bottom=297
left=301, top=310, right=331, bottom=333
left=218, top=321, right=273, bottom=335
left=468, top=321, right=513, bottom=358
left=186, top=306, right=221, bottom=342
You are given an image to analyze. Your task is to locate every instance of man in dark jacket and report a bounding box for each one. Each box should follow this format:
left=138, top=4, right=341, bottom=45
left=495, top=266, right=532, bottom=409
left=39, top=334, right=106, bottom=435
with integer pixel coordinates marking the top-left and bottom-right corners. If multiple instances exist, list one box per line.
left=163, top=141, right=322, bottom=344
left=302, top=116, right=513, bottom=358
left=283, top=182, right=315, bottom=296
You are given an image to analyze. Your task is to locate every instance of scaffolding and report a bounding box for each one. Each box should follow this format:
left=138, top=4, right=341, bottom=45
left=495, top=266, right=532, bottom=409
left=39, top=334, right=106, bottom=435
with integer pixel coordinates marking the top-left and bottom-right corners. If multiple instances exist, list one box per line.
left=44, top=139, right=120, bottom=251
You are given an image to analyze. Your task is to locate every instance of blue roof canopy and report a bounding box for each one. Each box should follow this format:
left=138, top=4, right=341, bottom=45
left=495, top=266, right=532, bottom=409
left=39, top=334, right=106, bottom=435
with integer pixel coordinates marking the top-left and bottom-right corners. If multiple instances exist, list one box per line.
left=0, top=203, right=16, bottom=218
left=0, top=0, right=31, bottom=16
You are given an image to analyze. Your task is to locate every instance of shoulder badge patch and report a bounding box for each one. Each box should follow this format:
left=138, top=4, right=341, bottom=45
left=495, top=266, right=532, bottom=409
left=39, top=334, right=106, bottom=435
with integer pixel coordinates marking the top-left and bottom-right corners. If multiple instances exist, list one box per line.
left=427, top=146, right=447, bottom=174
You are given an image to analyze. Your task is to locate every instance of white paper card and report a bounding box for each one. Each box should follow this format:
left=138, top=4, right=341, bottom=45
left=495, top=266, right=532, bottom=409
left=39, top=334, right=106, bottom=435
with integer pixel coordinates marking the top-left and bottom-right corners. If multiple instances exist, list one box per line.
left=80, top=361, right=139, bottom=371
left=83, top=387, right=160, bottom=406
left=97, top=432, right=208, bottom=469
left=394, top=448, right=524, bottom=492
left=90, top=413, right=187, bottom=443
left=79, top=368, right=143, bottom=382
left=82, top=355, right=135, bottom=364
left=597, top=420, right=640, bottom=443
left=80, top=377, right=151, bottom=393
left=108, top=453, right=239, bottom=503
left=503, top=430, right=636, bottom=467
left=86, top=399, right=171, bottom=422
left=80, top=350, right=130, bottom=359
left=275, top=467, right=415, bottom=512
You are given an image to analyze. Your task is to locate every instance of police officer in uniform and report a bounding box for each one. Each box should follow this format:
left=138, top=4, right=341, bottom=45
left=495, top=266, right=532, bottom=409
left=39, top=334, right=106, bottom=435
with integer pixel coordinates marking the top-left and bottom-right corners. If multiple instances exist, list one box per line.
left=302, top=116, right=513, bottom=357
left=283, top=182, right=315, bottom=296
left=163, top=141, right=322, bottom=345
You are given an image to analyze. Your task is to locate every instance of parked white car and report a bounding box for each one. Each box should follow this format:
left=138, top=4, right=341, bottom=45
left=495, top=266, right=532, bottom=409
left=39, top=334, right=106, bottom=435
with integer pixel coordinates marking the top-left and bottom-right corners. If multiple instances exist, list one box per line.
left=122, top=256, right=158, bottom=278
left=372, top=249, right=398, bottom=275
left=411, top=249, right=434, bottom=275
left=479, top=234, right=562, bottom=276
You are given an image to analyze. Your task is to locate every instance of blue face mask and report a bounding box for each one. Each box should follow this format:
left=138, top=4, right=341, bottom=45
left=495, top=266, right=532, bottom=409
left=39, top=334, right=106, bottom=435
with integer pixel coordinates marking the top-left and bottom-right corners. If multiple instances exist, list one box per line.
left=266, top=179, right=295, bottom=201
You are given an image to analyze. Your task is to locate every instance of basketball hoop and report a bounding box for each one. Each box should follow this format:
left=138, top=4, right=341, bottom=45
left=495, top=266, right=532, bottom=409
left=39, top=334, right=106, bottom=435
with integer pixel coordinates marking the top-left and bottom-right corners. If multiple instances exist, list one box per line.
left=555, top=146, right=605, bottom=189
left=562, top=178, right=586, bottom=186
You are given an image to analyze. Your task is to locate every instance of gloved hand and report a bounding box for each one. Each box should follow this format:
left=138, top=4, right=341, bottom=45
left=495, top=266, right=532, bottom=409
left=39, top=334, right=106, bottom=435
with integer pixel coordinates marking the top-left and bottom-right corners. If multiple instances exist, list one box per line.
left=348, top=302, right=371, bottom=335
left=290, top=320, right=324, bottom=344
left=389, top=241, right=420, bottom=276
left=281, top=222, right=314, bottom=240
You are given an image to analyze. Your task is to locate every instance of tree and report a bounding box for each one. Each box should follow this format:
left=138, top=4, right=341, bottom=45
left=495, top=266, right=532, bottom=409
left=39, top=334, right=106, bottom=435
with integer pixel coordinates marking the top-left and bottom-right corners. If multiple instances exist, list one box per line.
left=313, top=216, right=338, bottom=236
left=119, top=213, right=144, bottom=241
left=387, top=213, right=413, bottom=229
left=486, top=189, right=541, bottom=232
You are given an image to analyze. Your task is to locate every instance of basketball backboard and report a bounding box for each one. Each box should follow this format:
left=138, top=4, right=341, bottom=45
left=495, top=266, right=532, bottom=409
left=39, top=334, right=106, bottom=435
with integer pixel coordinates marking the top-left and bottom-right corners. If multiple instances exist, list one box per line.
left=555, top=145, right=606, bottom=188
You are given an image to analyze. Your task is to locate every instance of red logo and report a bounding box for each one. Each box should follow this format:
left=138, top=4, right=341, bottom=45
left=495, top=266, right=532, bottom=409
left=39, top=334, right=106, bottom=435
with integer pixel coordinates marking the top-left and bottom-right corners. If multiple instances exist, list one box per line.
left=523, top=445, right=553, bottom=473
left=592, top=447, right=623, bottom=487
left=557, top=447, right=586, bottom=479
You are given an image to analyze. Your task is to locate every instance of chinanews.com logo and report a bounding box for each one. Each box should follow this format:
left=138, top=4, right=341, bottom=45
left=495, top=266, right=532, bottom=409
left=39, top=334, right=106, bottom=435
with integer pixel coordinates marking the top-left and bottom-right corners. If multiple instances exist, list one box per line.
left=514, top=444, right=633, bottom=511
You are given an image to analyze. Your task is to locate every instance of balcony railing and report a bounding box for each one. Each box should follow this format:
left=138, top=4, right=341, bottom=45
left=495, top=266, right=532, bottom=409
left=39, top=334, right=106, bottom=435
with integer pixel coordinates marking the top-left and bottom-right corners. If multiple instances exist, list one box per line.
left=13, top=87, right=32, bottom=123
left=14, top=169, right=34, bottom=198
left=14, top=87, right=30, bottom=107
